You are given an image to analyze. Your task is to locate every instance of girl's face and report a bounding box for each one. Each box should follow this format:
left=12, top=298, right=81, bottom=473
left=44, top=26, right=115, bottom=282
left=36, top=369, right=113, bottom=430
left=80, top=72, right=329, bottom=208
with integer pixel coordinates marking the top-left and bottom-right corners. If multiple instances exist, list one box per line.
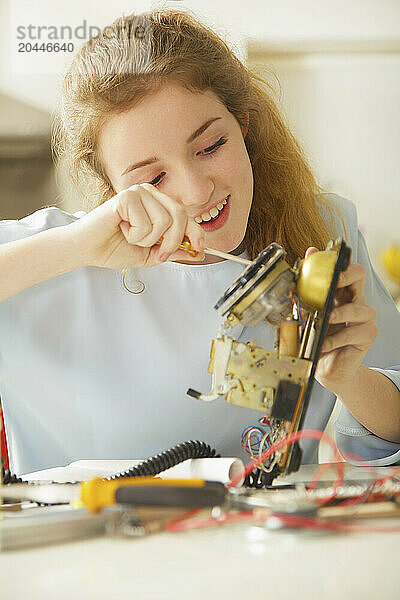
left=98, top=82, right=254, bottom=262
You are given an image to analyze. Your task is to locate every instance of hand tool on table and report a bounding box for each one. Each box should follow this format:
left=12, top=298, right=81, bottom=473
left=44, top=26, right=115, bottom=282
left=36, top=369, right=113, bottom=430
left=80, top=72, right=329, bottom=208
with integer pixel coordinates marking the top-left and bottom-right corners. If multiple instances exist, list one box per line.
left=0, top=477, right=228, bottom=513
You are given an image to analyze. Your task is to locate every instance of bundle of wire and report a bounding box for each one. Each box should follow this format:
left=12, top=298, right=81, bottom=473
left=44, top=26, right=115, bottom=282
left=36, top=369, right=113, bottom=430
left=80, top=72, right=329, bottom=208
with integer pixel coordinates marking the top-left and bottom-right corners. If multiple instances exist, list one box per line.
left=165, top=428, right=400, bottom=534
left=240, top=420, right=272, bottom=461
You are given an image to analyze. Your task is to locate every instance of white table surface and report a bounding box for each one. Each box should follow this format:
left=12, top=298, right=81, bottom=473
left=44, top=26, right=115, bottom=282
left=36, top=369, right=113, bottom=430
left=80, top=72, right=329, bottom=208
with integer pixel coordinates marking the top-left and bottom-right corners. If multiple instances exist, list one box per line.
left=1, top=465, right=400, bottom=600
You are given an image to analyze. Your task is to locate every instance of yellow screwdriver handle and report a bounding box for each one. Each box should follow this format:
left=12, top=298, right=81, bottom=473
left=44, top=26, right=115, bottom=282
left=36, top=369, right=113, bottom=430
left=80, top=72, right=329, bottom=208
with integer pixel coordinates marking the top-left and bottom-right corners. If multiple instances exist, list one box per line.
left=80, top=476, right=206, bottom=513
left=179, top=238, right=198, bottom=256
left=158, top=235, right=198, bottom=257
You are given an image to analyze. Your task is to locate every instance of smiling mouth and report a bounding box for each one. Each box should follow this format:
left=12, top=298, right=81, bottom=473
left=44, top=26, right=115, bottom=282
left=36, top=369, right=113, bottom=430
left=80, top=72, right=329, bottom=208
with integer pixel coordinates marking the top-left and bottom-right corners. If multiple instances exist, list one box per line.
left=194, top=196, right=229, bottom=224
left=195, top=195, right=231, bottom=233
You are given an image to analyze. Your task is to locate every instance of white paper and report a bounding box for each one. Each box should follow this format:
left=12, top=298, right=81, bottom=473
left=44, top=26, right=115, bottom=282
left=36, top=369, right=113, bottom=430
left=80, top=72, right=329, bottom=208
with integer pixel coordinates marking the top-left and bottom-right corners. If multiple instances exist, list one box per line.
left=23, top=457, right=245, bottom=486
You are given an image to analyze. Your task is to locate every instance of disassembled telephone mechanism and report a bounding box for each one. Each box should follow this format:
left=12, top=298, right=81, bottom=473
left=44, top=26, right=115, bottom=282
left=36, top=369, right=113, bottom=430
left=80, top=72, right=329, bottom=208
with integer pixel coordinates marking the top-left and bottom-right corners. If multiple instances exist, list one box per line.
left=188, top=239, right=351, bottom=485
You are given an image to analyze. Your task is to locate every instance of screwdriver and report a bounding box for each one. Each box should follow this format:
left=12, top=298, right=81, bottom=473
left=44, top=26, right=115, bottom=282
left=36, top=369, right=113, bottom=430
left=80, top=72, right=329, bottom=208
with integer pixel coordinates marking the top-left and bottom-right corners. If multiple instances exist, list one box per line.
left=177, top=237, right=251, bottom=266
left=0, top=477, right=227, bottom=513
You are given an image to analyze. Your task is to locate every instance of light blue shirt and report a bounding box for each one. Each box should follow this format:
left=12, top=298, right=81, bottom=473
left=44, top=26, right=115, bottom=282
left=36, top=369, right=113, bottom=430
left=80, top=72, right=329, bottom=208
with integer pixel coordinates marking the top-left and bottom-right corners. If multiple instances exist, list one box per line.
left=0, top=194, right=399, bottom=474
left=327, top=197, right=400, bottom=465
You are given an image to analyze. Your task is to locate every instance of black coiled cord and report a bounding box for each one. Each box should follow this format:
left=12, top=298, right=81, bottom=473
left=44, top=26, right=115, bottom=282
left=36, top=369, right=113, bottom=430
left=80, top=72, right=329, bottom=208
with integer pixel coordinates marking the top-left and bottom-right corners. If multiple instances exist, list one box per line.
left=105, top=440, right=220, bottom=480
left=1, top=459, right=23, bottom=484
left=3, top=441, right=279, bottom=490
left=1, top=441, right=221, bottom=506
left=244, top=464, right=281, bottom=488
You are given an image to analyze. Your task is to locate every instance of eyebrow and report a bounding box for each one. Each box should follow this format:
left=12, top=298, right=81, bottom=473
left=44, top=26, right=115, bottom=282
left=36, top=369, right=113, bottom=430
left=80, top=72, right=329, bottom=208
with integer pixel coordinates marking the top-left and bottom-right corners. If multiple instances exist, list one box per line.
left=120, top=117, right=222, bottom=177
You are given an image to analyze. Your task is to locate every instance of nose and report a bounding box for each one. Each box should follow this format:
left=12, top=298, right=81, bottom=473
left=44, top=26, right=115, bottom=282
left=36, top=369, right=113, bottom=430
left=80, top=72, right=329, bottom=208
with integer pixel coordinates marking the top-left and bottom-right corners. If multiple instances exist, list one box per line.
left=173, top=164, right=214, bottom=213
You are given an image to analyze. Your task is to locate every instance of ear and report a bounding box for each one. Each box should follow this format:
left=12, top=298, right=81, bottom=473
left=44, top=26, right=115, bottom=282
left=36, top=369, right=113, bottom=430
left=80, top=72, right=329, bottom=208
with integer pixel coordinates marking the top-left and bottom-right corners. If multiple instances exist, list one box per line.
left=239, top=111, right=249, bottom=138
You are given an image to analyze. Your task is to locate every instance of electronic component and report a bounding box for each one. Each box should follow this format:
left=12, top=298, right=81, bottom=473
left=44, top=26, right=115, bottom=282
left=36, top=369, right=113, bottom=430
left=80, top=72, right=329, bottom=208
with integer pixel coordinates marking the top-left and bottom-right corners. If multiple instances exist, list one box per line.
left=188, top=239, right=351, bottom=485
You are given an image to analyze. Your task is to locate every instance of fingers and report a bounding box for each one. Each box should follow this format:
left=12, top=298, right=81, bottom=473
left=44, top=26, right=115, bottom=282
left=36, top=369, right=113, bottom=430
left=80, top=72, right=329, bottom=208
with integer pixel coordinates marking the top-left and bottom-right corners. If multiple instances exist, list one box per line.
left=115, top=189, right=152, bottom=244
left=115, top=186, right=168, bottom=245
left=119, top=189, right=171, bottom=246
left=324, top=262, right=376, bottom=352
left=322, top=321, right=378, bottom=353
left=305, top=246, right=319, bottom=258
left=336, top=263, right=366, bottom=303
left=131, top=187, right=174, bottom=248
left=114, top=183, right=206, bottom=261
left=141, top=184, right=205, bottom=257
left=184, top=218, right=206, bottom=253
left=303, top=246, right=378, bottom=360
left=329, top=303, right=376, bottom=326
left=139, top=183, right=187, bottom=256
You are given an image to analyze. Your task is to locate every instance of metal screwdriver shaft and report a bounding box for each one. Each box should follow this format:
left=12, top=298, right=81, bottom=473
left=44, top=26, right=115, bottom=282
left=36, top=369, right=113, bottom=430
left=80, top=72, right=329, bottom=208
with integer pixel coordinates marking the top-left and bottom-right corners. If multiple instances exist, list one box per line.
left=178, top=237, right=251, bottom=265
left=203, top=247, right=251, bottom=265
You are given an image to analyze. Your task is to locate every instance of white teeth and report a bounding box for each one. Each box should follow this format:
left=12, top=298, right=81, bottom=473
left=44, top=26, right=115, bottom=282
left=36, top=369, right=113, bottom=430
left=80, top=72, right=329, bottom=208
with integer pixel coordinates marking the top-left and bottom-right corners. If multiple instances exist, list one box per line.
left=196, top=196, right=229, bottom=223
left=209, top=207, right=219, bottom=218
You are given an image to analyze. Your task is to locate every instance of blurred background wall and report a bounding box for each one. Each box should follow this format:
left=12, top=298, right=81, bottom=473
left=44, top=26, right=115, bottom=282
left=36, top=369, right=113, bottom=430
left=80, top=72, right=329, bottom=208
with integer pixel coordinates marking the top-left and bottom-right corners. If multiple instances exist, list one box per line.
left=0, top=0, right=399, bottom=295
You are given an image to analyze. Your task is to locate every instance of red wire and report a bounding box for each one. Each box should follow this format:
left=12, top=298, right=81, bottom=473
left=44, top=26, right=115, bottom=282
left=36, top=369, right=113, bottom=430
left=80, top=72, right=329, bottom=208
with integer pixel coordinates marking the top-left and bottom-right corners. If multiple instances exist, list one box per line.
left=227, top=428, right=345, bottom=502
left=165, top=430, right=400, bottom=534
left=317, top=454, right=400, bottom=509
left=165, top=508, right=400, bottom=534
left=165, top=510, right=259, bottom=533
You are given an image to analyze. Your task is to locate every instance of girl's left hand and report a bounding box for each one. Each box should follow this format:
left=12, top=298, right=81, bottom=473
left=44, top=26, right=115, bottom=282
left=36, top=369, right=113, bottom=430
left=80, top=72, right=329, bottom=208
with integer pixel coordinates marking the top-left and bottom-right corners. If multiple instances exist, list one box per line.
left=305, top=247, right=378, bottom=396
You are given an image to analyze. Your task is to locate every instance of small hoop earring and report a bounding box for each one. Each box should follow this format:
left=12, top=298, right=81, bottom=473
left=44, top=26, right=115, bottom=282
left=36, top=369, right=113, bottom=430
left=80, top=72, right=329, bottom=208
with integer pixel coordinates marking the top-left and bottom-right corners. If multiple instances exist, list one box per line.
left=121, top=268, right=146, bottom=294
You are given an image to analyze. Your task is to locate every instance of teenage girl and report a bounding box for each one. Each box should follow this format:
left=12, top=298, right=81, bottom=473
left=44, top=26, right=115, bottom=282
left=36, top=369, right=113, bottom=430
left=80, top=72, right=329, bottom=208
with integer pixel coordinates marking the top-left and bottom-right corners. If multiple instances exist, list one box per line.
left=1, top=10, right=399, bottom=474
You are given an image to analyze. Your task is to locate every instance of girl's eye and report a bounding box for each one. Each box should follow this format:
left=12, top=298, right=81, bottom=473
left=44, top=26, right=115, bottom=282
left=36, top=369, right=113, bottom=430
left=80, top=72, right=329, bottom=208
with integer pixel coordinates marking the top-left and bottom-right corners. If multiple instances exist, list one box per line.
left=149, top=172, right=166, bottom=187
left=148, top=137, right=228, bottom=187
left=199, top=136, right=228, bottom=156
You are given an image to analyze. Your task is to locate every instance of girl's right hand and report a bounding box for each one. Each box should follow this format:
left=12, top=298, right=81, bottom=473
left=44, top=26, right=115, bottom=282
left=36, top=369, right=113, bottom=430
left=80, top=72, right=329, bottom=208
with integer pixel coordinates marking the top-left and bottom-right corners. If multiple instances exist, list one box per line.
left=67, top=183, right=206, bottom=269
